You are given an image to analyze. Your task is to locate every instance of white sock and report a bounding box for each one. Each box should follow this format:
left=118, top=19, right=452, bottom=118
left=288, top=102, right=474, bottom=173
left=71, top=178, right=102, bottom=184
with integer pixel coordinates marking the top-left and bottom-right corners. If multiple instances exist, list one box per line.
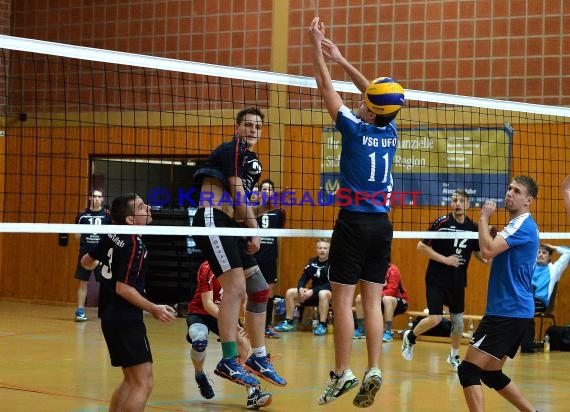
left=252, top=346, right=267, bottom=357
left=451, top=348, right=460, bottom=358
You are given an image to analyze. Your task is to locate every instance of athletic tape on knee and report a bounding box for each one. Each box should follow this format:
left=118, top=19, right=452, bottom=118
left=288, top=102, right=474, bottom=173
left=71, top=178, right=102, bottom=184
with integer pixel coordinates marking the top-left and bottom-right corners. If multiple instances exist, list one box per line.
left=457, top=361, right=481, bottom=388
left=480, top=370, right=511, bottom=391
left=451, top=313, right=464, bottom=337
left=188, top=323, right=208, bottom=352
left=245, top=269, right=269, bottom=313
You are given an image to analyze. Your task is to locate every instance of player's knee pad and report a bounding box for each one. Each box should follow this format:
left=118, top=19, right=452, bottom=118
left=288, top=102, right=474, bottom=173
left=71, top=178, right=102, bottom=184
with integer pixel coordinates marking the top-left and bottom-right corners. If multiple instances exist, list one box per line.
left=191, top=347, right=207, bottom=362
left=480, top=370, right=511, bottom=391
left=245, top=268, right=269, bottom=313
left=457, top=361, right=481, bottom=388
left=188, top=323, right=208, bottom=352
left=451, top=313, right=464, bottom=337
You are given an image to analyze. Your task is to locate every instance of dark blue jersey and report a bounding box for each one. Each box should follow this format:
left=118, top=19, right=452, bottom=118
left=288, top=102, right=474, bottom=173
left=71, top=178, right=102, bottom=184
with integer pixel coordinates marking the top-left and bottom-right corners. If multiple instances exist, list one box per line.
left=89, top=233, right=149, bottom=321
left=255, top=208, right=286, bottom=263
left=335, top=105, right=398, bottom=213
left=297, top=257, right=331, bottom=293
left=75, top=208, right=112, bottom=252
left=421, top=213, right=480, bottom=288
left=194, top=137, right=262, bottom=195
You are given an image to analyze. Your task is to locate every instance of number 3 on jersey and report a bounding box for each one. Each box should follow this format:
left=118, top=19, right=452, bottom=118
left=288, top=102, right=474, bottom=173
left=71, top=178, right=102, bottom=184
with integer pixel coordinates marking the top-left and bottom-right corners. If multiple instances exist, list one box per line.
left=100, top=248, right=114, bottom=280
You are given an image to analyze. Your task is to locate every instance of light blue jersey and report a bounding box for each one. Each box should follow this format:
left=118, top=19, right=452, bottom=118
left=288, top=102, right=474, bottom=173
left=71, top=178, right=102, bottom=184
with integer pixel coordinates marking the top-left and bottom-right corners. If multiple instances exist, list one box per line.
left=533, top=246, right=570, bottom=306
left=335, top=105, right=398, bottom=213
left=485, top=213, right=539, bottom=318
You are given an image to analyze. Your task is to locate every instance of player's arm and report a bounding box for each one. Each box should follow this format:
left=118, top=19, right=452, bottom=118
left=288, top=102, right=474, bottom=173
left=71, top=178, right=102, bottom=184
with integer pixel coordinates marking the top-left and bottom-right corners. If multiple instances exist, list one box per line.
left=81, top=253, right=99, bottom=270
left=201, top=291, right=219, bottom=318
left=308, top=17, right=343, bottom=121
left=546, top=244, right=570, bottom=279
left=382, top=266, right=400, bottom=297
left=416, top=241, right=461, bottom=267
left=478, top=200, right=509, bottom=259
left=321, top=38, right=369, bottom=94
left=116, top=281, right=176, bottom=323
left=472, top=251, right=488, bottom=264
left=81, top=239, right=105, bottom=270
left=297, top=263, right=312, bottom=291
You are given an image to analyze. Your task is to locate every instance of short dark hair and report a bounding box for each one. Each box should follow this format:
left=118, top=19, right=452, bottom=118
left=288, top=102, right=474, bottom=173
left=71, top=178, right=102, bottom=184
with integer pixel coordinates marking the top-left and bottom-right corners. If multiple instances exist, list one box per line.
left=373, top=110, right=399, bottom=127
left=540, top=244, right=554, bottom=255
left=513, top=175, right=539, bottom=198
left=110, top=193, right=138, bottom=225
left=236, top=107, right=265, bottom=125
left=90, top=187, right=104, bottom=196
left=260, top=178, right=275, bottom=191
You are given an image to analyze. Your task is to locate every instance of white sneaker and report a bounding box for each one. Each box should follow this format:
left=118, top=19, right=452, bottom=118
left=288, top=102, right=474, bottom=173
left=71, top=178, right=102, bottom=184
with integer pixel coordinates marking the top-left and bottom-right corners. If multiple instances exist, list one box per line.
left=401, top=330, right=414, bottom=361
left=317, top=369, right=359, bottom=405
left=353, top=367, right=382, bottom=408
left=447, top=353, right=460, bottom=372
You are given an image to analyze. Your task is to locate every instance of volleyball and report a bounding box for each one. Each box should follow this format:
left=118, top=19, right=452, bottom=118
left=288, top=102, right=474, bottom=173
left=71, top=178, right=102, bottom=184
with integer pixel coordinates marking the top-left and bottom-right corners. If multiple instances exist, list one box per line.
left=364, top=77, right=405, bottom=116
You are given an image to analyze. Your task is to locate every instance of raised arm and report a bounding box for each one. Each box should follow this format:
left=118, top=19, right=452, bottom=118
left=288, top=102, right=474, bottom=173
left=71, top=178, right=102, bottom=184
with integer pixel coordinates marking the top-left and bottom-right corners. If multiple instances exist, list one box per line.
left=321, top=37, right=369, bottom=94
left=478, top=200, right=509, bottom=259
left=308, top=17, right=343, bottom=121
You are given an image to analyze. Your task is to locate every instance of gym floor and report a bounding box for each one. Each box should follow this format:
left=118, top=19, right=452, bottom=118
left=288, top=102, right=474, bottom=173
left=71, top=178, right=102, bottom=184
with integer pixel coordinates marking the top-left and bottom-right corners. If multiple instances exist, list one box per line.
left=0, top=300, right=566, bottom=411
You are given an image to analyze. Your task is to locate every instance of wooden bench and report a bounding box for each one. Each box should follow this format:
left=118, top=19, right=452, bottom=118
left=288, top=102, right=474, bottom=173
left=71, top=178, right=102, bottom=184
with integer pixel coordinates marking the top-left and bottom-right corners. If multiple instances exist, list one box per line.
left=406, top=311, right=483, bottom=322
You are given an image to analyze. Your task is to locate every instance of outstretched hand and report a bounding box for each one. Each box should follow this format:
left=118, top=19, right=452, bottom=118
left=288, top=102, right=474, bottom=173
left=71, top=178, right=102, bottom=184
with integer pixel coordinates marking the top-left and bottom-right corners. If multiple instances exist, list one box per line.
left=309, top=17, right=325, bottom=45
left=321, top=37, right=343, bottom=63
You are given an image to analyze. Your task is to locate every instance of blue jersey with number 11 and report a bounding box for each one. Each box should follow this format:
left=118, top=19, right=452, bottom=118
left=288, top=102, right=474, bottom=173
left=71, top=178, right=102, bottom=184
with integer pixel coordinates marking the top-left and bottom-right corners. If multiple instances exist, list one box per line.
left=335, top=105, right=398, bottom=213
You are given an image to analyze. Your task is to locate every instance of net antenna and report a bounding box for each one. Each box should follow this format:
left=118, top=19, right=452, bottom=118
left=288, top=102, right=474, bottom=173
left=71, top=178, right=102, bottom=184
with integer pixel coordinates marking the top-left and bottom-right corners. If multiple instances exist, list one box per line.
left=1, top=34, right=570, bottom=239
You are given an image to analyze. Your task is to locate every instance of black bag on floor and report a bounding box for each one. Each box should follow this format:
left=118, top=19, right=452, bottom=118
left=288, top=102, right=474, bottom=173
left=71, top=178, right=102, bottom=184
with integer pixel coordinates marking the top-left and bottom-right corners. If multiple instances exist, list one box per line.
left=545, top=325, right=570, bottom=351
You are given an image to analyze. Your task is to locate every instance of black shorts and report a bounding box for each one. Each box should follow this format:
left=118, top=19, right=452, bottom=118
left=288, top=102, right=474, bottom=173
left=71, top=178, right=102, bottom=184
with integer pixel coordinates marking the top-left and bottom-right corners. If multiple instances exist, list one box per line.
left=101, top=320, right=152, bottom=368
left=75, top=254, right=102, bottom=281
left=192, top=207, right=257, bottom=277
left=257, top=259, right=278, bottom=284
left=186, top=313, right=219, bottom=338
left=470, top=315, right=532, bottom=360
left=329, top=210, right=392, bottom=285
left=383, top=298, right=408, bottom=316
left=426, top=284, right=465, bottom=314
left=299, top=289, right=331, bottom=307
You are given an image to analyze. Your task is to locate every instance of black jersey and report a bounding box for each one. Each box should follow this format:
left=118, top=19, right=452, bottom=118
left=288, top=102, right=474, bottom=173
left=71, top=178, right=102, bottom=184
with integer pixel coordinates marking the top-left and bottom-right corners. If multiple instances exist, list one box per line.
left=89, top=233, right=149, bottom=321
left=75, top=208, right=112, bottom=253
left=255, top=208, right=286, bottom=263
left=194, top=137, right=262, bottom=195
left=297, top=257, right=331, bottom=293
left=421, top=213, right=480, bottom=288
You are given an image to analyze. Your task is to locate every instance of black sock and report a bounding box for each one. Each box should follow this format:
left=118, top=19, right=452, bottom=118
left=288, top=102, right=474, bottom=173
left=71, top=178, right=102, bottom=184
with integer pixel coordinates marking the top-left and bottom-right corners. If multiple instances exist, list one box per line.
left=408, top=331, right=417, bottom=344
left=266, top=299, right=274, bottom=326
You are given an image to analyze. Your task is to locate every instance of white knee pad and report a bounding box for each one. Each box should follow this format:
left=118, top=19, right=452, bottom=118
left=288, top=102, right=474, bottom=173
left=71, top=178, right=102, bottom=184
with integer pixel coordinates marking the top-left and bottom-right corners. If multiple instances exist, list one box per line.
left=189, top=323, right=209, bottom=352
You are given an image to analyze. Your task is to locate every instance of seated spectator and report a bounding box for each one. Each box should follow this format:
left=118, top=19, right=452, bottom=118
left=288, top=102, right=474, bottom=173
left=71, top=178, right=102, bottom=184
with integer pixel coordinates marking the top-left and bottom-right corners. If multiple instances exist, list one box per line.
left=353, top=263, right=409, bottom=342
left=520, top=244, right=570, bottom=353
left=274, top=239, right=331, bottom=336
